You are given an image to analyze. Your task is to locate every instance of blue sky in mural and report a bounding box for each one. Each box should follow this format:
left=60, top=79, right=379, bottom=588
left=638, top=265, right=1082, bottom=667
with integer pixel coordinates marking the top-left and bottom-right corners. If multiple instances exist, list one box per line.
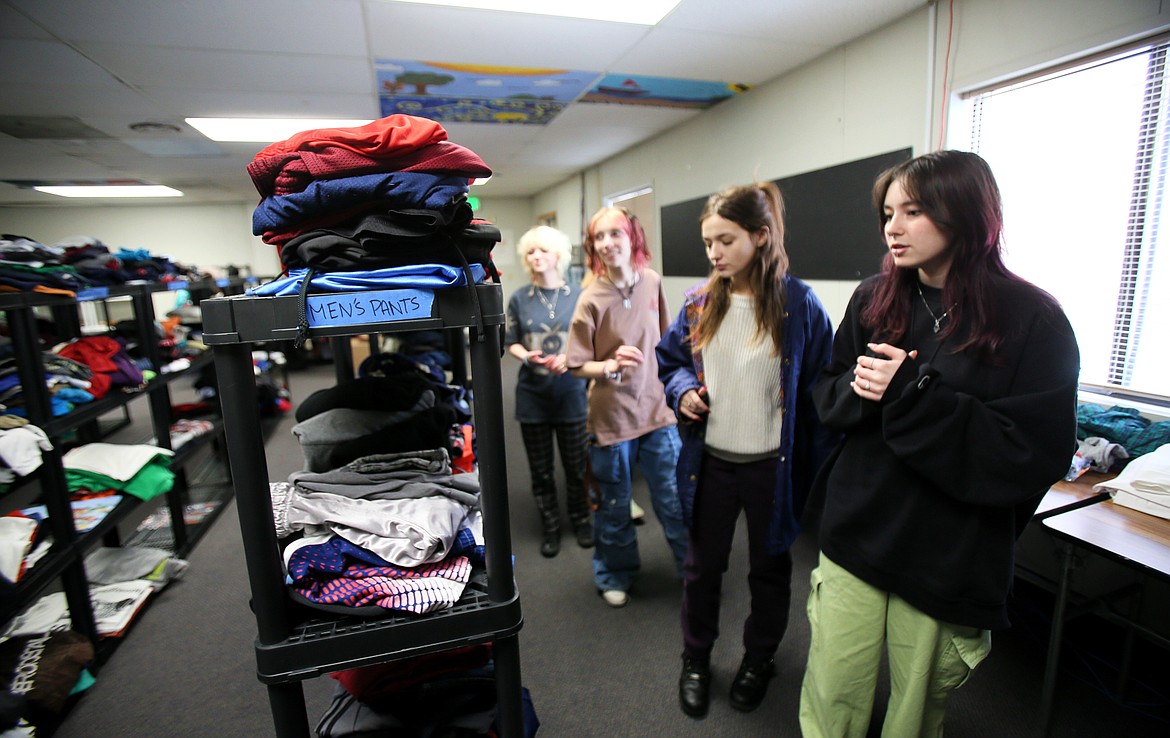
left=376, top=59, right=602, bottom=124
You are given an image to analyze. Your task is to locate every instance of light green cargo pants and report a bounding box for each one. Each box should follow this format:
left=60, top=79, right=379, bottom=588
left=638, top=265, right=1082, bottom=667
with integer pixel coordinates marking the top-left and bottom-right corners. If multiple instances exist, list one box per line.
left=799, top=553, right=992, bottom=738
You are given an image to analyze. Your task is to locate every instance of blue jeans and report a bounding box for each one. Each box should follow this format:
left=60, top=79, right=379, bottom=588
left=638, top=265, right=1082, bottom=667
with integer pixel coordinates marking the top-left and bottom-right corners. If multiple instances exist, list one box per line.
left=588, top=425, right=689, bottom=592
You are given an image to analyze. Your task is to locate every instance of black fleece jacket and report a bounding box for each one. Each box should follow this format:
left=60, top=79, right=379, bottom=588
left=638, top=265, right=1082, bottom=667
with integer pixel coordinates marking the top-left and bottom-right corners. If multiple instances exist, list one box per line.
left=810, top=275, right=1079, bottom=630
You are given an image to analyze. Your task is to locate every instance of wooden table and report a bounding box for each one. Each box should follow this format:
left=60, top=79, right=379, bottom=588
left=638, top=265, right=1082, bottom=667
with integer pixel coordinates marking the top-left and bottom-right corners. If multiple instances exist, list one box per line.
left=1037, top=491, right=1170, bottom=734
left=1032, top=470, right=1113, bottom=518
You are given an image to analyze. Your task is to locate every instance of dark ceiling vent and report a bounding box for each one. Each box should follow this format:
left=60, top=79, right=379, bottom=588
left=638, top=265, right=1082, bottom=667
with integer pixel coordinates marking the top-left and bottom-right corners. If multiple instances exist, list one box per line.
left=0, top=116, right=112, bottom=140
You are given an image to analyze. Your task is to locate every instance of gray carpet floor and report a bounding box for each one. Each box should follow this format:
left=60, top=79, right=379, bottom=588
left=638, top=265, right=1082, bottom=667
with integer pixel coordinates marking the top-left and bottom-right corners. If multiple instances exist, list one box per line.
left=52, top=359, right=1170, bottom=737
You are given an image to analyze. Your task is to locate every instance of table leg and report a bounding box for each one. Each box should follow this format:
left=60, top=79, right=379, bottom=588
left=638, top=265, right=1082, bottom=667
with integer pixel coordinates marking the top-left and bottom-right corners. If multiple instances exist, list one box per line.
left=1040, top=540, right=1076, bottom=736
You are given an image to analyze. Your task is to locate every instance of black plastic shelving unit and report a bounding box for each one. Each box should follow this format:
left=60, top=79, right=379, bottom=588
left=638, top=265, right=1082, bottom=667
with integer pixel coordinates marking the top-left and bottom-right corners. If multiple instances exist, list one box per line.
left=201, top=281, right=524, bottom=738
left=0, top=279, right=237, bottom=640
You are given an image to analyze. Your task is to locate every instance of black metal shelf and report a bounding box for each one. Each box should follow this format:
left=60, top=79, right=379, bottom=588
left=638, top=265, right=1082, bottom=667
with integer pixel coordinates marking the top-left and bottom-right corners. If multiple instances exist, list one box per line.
left=204, top=279, right=524, bottom=738
left=256, top=586, right=522, bottom=683
left=201, top=282, right=503, bottom=344
left=0, top=278, right=233, bottom=648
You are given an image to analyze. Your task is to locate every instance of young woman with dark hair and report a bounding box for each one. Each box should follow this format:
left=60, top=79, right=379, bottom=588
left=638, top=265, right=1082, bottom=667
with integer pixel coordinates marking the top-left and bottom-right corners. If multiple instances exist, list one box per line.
left=565, top=206, right=689, bottom=609
left=799, top=150, right=1080, bottom=737
left=657, top=182, right=836, bottom=718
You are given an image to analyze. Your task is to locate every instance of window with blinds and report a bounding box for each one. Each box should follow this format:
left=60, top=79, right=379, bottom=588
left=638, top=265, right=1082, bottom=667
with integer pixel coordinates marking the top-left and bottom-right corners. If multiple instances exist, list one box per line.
left=955, top=37, right=1169, bottom=402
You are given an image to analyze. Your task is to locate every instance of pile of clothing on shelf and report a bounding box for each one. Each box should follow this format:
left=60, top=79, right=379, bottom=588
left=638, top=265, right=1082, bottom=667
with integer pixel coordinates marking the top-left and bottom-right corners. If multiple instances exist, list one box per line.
left=0, top=420, right=51, bottom=493
left=0, top=491, right=52, bottom=591
left=0, top=626, right=94, bottom=734
left=0, top=234, right=209, bottom=296
left=272, top=450, right=484, bottom=614
left=62, top=443, right=175, bottom=504
left=316, top=645, right=539, bottom=738
left=0, top=350, right=100, bottom=420
left=0, top=543, right=187, bottom=732
left=244, top=114, right=501, bottom=347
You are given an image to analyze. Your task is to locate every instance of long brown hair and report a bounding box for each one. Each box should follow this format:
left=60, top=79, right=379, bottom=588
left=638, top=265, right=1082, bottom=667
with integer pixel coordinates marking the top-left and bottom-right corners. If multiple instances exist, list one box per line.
left=863, top=150, right=1030, bottom=357
left=692, top=182, right=789, bottom=355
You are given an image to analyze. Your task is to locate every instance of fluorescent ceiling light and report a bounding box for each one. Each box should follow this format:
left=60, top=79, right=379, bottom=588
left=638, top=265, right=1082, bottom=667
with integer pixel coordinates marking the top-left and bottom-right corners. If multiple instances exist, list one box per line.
left=471, top=176, right=492, bottom=186
left=389, top=0, right=682, bottom=25
left=186, top=118, right=374, bottom=143
left=35, top=185, right=184, bottom=198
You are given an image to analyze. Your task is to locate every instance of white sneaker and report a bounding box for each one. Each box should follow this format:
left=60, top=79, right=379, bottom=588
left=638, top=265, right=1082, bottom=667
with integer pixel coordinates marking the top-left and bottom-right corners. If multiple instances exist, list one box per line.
left=630, top=499, right=646, bottom=524
left=601, top=589, right=629, bottom=608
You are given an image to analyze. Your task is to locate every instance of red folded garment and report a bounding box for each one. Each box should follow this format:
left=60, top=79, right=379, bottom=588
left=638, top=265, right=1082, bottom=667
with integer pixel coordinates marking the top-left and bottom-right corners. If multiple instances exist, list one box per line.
left=249, top=141, right=492, bottom=198
left=251, top=114, right=447, bottom=161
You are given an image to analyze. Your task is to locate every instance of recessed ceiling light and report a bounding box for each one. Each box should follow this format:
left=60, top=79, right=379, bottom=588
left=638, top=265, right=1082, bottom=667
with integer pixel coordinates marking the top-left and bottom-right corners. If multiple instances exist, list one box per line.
left=388, top=0, right=682, bottom=25
left=34, top=185, right=184, bottom=198
left=186, top=117, right=374, bottom=143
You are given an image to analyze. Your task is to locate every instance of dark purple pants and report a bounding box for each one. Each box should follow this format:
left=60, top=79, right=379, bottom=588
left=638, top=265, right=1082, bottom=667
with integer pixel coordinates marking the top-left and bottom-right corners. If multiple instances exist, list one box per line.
left=681, top=452, right=793, bottom=662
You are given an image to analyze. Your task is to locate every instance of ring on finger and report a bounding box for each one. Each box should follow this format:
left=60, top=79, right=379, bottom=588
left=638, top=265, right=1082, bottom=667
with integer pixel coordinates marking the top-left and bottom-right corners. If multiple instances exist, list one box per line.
left=865, top=379, right=872, bottom=391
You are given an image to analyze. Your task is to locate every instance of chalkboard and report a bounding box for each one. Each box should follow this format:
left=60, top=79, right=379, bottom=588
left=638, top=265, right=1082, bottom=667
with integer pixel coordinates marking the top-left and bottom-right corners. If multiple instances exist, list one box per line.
left=661, top=148, right=912, bottom=280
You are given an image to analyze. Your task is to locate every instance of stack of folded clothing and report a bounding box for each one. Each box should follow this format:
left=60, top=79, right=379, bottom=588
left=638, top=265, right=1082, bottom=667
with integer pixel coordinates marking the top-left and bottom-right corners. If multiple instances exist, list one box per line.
left=0, top=352, right=95, bottom=419
left=1094, top=443, right=1170, bottom=518
left=62, top=443, right=175, bottom=503
left=291, top=368, right=461, bottom=474
left=270, top=448, right=484, bottom=615
left=247, top=114, right=498, bottom=277
left=0, top=234, right=209, bottom=297
left=53, top=336, right=144, bottom=398
left=0, top=235, right=89, bottom=296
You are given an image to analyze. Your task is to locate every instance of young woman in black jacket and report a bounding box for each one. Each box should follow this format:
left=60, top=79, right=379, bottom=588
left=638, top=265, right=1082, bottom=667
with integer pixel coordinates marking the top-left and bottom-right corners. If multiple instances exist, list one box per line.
left=799, top=150, right=1080, bottom=737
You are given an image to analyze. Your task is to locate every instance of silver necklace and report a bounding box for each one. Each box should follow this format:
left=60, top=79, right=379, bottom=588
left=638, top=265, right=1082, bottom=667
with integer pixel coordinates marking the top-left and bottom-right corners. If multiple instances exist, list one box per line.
left=534, top=285, right=562, bottom=320
left=606, top=274, right=638, bottom=309
left=916, top=283, right=951, bottom=334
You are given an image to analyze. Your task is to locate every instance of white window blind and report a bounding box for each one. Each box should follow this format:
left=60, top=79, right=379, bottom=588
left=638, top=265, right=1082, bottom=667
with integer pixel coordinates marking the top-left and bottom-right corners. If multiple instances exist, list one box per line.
left=960, top=39, right=1170, bottom=401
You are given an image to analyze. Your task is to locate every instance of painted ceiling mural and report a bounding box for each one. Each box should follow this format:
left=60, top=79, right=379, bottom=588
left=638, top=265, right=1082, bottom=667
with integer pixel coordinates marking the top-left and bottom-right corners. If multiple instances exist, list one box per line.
left=376, top=60, right=749, bottom=124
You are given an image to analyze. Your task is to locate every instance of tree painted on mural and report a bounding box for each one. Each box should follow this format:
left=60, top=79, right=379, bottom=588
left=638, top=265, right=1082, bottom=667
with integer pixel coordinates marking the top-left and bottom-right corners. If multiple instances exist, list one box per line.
left=396, top=72, right=455, bottom=95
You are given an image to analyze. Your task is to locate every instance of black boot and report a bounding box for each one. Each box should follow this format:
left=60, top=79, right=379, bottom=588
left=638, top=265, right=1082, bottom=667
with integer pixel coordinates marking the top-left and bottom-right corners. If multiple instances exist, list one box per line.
left=540, top=524, right=561, bottom=558
left=535, top=493, right=561, bottom=558
left=678, top=655, right=711, bottom=718
left=572, top=518, right=594, bottom=548
left=729, top=655, right=774, bottom=712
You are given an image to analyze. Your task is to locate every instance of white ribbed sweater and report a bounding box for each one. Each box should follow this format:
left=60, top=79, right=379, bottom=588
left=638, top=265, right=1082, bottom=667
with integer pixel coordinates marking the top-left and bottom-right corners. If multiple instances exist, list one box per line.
left=703, top=294, right=783, bottom=457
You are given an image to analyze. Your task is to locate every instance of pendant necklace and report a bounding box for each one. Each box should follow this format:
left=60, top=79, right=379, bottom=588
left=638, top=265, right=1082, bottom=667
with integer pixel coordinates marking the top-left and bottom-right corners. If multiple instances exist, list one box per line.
left=534, top=285, right=561, bottom=320
left=607, top=273, right=638, bottom=309
left=916, top=282, right=951, bottom=334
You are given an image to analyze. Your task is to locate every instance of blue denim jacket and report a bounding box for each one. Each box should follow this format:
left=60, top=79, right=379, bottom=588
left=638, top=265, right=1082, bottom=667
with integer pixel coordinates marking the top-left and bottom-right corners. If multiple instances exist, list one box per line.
left=655, top=275, right=838, bottom=554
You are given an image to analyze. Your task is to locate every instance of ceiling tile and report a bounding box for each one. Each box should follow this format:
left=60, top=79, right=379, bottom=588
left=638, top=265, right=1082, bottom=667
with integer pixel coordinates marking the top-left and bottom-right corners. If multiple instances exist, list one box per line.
left=7, top=0, right=368, bottom=55
left=78, top=44, right=373, bottom=95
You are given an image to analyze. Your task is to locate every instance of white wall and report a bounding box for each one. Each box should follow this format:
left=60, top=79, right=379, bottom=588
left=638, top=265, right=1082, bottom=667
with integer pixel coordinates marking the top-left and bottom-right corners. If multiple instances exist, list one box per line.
left=0, top=202, right=280, bottom=277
